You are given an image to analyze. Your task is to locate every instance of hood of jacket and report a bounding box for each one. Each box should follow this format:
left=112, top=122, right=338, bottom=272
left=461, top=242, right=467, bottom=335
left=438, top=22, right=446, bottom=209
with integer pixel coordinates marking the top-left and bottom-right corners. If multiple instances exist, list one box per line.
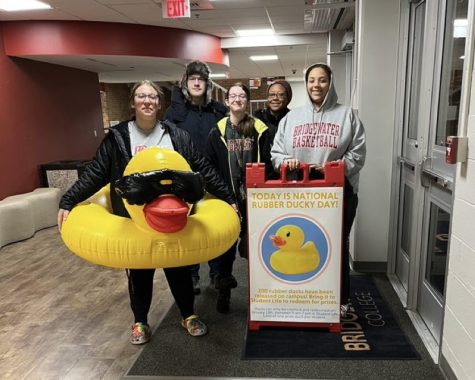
left=304, top=63, right=338, bottom=113
left=217, top=116, right=268, bottom=137
left=168, top=86, right=227, bottom=122
left=180, top=74, right=214, bottom=106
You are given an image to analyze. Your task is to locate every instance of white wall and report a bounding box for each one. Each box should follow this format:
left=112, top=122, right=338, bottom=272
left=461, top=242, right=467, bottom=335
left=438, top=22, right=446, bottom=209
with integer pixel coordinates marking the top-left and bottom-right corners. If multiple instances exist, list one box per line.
left=353, top=0, right=400, bottom=264
left=287, top=80, right=306, bottom=109
left=441, top=11, right=475, bottom=374
left=328, top=30, right=351, bottom=106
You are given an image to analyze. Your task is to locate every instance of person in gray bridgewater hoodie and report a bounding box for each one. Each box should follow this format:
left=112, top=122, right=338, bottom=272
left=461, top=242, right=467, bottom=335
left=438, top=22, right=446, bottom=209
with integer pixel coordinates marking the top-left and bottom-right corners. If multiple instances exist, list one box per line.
left=271, top=62, right=366, bottom=317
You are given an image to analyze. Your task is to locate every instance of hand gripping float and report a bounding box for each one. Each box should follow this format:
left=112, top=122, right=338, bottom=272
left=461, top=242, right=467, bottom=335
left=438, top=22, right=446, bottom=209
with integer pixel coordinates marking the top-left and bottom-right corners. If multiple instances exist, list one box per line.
left=60, top=147, right=240, bottom=269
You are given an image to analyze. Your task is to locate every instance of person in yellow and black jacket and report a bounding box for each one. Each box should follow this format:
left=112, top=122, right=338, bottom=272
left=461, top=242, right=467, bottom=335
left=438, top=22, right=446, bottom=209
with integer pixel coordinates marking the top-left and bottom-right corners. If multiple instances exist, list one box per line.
left=205, top=82, right=273, bottom=314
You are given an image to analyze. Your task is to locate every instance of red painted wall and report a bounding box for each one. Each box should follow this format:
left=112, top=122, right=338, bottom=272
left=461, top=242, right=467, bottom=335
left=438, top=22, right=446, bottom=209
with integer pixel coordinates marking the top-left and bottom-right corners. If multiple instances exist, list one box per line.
left=3, top=20, right=227, bottom=64
left=0, top=23, right=104, bottom=200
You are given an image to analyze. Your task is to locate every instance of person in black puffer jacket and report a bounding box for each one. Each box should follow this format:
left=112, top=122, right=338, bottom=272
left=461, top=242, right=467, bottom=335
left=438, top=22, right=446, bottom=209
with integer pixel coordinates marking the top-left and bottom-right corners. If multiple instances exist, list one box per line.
left=58, top=80, right=237, bottom=345
left=165, top=61, right=228, bottom=294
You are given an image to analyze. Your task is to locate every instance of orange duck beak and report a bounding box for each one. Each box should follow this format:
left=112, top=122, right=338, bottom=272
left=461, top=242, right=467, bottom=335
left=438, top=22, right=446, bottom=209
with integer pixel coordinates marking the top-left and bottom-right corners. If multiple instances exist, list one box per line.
left=270, top=235, right=286, bottom=247
left=143, top=195, right=189, bottom=233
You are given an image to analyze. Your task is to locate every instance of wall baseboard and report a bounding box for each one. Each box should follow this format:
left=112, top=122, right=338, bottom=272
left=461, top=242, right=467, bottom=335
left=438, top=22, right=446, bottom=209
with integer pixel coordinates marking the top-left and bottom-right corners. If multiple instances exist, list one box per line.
left=350, top=259, right=387, bottom=273
left=439, top=352, right=457, bottom=380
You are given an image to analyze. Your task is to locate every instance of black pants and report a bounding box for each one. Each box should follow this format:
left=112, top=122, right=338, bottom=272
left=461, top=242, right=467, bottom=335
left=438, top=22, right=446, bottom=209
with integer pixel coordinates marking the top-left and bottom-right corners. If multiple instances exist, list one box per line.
left=189, top=261, right=219, bottom=280
left=309, top=171, right=358, bottom=304
left=127, top=266, right=195, bottom=324
left=213, top=197, right=247, bottom=278
left=342, top=183, right=358, bottom=303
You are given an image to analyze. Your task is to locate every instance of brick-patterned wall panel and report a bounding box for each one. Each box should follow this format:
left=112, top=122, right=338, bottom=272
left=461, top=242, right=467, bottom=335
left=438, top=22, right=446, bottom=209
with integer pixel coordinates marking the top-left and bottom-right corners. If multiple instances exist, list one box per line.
left=104, top=83, right=131, bottom=126
left=160, top=87, right=171, bottom=118
left=214, top=78, right=274, bottom=114
left=101, top=83, right=171, bottom=128
left=214, top=78, right=269, bottom=100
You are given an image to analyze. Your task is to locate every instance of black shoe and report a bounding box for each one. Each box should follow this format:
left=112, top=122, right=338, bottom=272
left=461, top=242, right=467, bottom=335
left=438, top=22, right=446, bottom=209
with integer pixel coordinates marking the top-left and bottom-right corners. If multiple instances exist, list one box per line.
left=192, top=277, right=201, bottom=295
left=214, top=275, right=237, bottom=290
left=217, top=289, right=231, bottom=313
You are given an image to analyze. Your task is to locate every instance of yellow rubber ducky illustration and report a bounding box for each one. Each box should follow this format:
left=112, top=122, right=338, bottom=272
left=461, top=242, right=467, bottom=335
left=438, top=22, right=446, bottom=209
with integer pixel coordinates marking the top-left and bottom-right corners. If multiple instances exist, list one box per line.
left=269, top=225, right=320, bottom=275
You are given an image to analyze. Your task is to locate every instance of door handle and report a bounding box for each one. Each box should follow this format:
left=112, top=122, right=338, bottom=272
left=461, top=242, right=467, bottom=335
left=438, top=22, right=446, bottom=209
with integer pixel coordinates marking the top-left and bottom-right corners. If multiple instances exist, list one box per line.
left=420, top=156, right=453, bottom=190
left=398, top=156, right=416, bottom=171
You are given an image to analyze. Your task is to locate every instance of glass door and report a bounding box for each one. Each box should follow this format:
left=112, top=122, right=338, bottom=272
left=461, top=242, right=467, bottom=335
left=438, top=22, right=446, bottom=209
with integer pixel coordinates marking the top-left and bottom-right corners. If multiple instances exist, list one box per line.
left=394, top=0, right=467, bottom=346
left=395, top=0, right=427, bottom=301
left=417, top=0, right=467, bottom=344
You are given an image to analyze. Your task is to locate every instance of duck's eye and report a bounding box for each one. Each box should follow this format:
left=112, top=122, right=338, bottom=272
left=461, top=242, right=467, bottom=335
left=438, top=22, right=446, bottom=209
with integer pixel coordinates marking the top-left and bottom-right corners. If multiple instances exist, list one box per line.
left=286, top=231, right=290, bottom=237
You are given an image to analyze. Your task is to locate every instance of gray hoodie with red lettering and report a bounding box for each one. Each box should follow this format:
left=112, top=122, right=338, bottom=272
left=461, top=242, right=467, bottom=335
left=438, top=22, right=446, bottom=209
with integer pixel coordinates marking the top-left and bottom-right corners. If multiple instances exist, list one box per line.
left=271, top=63, right=366, bottom=192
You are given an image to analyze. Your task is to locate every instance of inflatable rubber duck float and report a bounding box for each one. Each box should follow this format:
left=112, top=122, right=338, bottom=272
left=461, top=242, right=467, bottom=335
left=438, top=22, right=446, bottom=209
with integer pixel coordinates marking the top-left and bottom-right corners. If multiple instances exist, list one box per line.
left=61, top=147, right=240, bottom=269
left=269, top=225, right=320, bottom=275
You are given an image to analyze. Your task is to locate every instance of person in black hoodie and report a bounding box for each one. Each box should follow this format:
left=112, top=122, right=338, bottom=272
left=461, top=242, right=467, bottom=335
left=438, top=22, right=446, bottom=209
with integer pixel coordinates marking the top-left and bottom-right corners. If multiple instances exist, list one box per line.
left=254, top=79, right=293, bottom=144
left=58, top=80, right=236, bottom=345
left=165, top=61, right=228, bottom=295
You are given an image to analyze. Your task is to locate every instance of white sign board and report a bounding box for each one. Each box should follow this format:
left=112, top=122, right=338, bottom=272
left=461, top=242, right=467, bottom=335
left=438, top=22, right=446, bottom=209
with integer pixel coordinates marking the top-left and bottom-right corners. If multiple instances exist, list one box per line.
left=248, top=186, right=343, bottom=324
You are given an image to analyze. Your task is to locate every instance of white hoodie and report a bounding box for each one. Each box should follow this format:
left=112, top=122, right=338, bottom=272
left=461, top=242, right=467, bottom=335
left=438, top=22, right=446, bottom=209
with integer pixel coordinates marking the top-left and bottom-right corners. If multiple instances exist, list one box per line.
left=271, top=64, right=366, bottom=192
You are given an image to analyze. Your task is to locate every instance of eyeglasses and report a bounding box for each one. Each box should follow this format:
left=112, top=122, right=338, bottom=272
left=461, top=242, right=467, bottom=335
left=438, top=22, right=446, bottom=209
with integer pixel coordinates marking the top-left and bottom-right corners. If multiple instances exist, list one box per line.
left=228, top=94, right=247, bottom=100
left=135, top=93, right=159, bottom=101
left=188, top=76, right=205, bottom=83
left=268, top=93, right=286, bottom=99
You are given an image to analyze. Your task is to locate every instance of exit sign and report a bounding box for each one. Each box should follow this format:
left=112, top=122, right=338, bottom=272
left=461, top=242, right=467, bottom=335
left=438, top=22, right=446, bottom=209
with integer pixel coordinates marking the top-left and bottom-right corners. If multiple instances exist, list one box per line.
left=162, top=0, right=191, bottom=18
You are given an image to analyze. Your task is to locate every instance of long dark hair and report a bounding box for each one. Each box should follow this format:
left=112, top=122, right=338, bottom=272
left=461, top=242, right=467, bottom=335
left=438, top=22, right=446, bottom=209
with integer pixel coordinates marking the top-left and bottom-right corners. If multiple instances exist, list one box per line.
left=226, top=82, right=254, bottom=137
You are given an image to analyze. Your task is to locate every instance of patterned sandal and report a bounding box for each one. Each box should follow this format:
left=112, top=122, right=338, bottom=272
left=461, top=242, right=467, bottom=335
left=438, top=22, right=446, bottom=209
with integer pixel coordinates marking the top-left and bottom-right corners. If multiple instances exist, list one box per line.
left=181, top=315, right=208, bottom=337
left=130, top=322, right=151, bottom=345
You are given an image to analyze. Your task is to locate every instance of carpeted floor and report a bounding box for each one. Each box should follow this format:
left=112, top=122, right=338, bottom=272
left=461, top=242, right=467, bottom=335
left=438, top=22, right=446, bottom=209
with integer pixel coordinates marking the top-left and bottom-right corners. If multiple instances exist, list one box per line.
left=243, top=275, right=419, bottom=360
left=126, top=258, right=444, bottom=380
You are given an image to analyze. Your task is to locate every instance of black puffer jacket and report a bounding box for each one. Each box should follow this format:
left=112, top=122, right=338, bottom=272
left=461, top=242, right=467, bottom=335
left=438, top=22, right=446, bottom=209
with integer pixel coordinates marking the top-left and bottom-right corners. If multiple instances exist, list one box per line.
left=165, top=86, right=228, bottom=153
left=59, top=120, right=235, bottom=217
left=253, top=107, right=290, bottom=143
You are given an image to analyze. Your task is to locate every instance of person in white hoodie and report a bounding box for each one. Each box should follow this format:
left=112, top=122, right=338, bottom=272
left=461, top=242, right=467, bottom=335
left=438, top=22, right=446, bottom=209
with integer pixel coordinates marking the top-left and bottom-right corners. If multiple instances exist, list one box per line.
left=271, top=63, right=366, bottom=316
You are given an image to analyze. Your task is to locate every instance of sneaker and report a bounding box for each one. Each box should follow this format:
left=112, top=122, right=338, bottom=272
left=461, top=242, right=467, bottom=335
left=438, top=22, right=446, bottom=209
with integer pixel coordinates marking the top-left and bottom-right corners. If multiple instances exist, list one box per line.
left=130, top=322, right=151, bottom=345
left=214, top=274, right=238, bottom=290
left=216, top=288, right=231, bottom=314
left=340, top=304, right=350, bottom=318
left=192, top=276, right=201, bottom=295
left=181, top=315, right=208, bottom=337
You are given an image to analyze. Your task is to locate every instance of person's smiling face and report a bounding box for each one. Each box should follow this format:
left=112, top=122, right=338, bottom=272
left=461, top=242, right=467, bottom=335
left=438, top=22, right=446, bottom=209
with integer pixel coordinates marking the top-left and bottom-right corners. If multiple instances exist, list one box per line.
left=132, top=84, right=160, bottom=121
left=267, top=83, right=288, bottom=114
left=226, top=86, right=248, bottom=114
left=306, top=67, right=330, bottom=107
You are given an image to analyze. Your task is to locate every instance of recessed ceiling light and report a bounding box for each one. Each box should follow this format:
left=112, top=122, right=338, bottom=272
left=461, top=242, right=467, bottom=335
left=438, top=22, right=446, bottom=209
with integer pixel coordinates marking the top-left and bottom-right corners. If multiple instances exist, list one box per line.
left=0, top=0, right=51, bottom=11
left=236, top=29, right=274, bottom=37
left=210, top=73, right=227, bottom=79
left=250, top=55, right=278, bottom=61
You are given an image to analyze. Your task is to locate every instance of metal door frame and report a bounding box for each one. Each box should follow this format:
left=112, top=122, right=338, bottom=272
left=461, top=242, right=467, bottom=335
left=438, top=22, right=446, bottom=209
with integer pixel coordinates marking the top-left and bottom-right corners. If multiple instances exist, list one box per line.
left=389, top=0, right=473, bottom=356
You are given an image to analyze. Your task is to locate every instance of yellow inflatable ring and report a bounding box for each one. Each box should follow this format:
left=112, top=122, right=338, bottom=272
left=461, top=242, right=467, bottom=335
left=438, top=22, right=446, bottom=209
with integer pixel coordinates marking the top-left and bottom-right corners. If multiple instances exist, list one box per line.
left=61, top=148, right=240, bottom=269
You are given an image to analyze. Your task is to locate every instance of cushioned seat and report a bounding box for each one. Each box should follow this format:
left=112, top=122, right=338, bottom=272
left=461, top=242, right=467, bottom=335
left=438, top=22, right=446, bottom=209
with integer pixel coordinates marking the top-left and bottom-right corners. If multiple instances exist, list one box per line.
left=0, top=187, right=61, bottom=249
left=0, top=198, right=35, bottom=248
left=29, top=188, right=62, bottom=230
